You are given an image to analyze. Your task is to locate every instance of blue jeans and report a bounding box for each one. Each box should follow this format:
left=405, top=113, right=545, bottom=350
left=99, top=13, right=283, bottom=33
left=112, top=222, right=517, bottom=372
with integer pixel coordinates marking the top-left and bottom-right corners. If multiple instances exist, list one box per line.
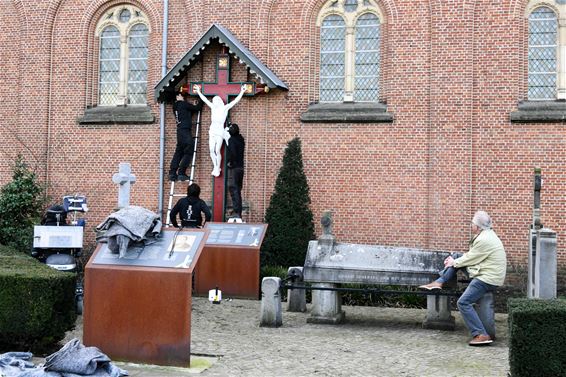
left=435, top=252, right=463, bottom=284
left=457, top=278, right=497, bottom=337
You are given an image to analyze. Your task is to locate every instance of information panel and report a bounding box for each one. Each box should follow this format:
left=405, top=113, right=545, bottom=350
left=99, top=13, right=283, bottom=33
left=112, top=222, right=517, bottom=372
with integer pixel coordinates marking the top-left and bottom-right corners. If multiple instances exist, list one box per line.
left=92, top=229, right=207, bottom=269
left=205, top=223, right=266, bottom=246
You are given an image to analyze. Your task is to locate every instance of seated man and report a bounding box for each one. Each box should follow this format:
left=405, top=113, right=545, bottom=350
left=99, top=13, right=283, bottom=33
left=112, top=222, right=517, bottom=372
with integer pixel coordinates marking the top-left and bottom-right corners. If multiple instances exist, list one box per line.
left=170, top=183, right=211, bottom=228
left=419, top=210, right=507, bottom=346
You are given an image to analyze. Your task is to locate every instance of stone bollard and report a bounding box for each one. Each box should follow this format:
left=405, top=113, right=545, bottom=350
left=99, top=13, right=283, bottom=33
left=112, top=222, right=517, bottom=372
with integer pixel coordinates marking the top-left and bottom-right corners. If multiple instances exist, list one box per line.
left=260, top=277, right=282, bottom=327
left=287, top=267, right=306, bottom=312
left=535, top=228, right=557, bottom=299
left=476, top=291, right=495, bottom=339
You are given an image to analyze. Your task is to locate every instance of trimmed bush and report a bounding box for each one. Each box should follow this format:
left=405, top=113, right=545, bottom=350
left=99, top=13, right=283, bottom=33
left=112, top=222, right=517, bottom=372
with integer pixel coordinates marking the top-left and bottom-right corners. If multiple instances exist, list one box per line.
left=0, top=245, right=77, bottom=354
left=508, top=298, right=566, bottom=377
left=260, top=265, right=288, bottom=282
left=261, top=138, right=315, bottom=268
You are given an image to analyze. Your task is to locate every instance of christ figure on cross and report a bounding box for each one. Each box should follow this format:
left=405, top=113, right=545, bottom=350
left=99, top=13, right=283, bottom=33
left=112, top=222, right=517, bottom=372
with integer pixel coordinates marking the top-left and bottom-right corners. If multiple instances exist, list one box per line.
left=194, top=84, right=246, bottom=177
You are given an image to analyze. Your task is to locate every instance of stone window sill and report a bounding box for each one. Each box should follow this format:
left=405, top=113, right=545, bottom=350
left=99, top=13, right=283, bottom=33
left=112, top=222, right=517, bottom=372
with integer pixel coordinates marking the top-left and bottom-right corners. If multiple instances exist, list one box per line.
left=510, top=100, right=566, bottom=123
left=78, top=106, right=155, bottom=125
left=300, top=102, right=394, bottom=123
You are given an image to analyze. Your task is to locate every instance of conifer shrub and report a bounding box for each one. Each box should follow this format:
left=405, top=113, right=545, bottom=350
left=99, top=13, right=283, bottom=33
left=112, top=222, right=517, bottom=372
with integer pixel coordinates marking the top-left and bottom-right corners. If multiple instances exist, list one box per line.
left=0, top=245, right=77, bottom=354
left=261, top=138, right=315, bottom=268
left=508, top=298, right=566, bottom=377
left=0, top=156, right=46, bottom=252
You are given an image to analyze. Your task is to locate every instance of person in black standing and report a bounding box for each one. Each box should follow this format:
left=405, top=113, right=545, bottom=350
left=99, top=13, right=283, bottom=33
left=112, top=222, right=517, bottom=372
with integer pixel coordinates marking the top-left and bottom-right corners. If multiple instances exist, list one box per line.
left=226, top=123, right=245, bottom=218
left=170, top=183, right=212, bottom=228
left=169, top=89, right=202, bottom=181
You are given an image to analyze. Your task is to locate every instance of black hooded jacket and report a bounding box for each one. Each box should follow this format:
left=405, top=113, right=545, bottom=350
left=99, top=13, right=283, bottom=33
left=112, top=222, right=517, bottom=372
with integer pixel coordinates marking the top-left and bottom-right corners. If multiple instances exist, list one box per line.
left=170, top=196, right=212, bottom=228
left=173, top=100, right=202, bottom=130
left=227, top=134, right=245, bottom=169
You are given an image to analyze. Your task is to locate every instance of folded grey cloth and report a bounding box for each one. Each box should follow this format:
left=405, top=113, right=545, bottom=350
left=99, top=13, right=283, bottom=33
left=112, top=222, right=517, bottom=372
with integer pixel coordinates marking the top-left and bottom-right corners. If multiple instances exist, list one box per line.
left=96, top=206, right=161, bottom=241
left=44, top=338, right=127, bottom=377
left=0, top=340, right=127, bottom=376
left=0, top=352, right=35, bottom=376
left=95, top=206, right=161, bottom=257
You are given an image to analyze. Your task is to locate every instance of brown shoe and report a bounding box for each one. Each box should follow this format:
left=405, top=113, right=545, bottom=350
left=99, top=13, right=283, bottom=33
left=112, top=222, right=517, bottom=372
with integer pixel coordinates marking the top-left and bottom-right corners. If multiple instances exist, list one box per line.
left=418, top=281, right=443, bottom=290
left=469, top=334, right=493, bottom=346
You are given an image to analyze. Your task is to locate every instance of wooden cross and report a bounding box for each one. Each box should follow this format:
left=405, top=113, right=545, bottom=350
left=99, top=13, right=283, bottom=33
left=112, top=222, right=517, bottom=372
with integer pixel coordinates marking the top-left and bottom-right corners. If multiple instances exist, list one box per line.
left=190, top=47, right=266, bottom=222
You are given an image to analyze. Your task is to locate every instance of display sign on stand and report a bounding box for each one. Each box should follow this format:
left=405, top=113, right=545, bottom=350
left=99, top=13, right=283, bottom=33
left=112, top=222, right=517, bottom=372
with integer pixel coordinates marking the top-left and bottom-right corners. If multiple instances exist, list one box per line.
left=84, top=228, right=208, bottom=367
left=194, top=223, right=267, bottom=299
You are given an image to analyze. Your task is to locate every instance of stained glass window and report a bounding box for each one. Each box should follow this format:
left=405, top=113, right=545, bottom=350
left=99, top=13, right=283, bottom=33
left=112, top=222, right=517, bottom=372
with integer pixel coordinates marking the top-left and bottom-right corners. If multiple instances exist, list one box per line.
left=320, top=15, right=346, bottom=102
left=354, top=13, right=380, bottom=101
left=99, top=26, right=120, bottom=105
left=127, top=24, right=149, bottom=104
left=528, top=7, right=557, bottom=100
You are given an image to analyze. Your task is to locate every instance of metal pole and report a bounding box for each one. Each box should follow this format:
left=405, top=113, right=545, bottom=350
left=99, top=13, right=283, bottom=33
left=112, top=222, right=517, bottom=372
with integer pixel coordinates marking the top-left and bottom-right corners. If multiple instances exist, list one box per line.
left=528, top=167, right=542, bottom=298
left=158, top=0, right=170, bottom=216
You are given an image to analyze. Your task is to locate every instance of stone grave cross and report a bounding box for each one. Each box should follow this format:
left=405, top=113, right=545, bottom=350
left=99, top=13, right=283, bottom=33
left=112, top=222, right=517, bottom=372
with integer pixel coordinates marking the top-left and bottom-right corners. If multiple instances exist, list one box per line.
left=112, top=162, right=136, bottom=208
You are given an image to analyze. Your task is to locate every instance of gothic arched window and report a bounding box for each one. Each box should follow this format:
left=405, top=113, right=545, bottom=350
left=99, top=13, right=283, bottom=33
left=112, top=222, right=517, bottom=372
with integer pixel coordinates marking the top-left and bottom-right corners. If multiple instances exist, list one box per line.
left=96, top=5, right=150, bottom=106
left=317, top=0, right=383, bottom=102
left=528, top=5, right=557, bottom=100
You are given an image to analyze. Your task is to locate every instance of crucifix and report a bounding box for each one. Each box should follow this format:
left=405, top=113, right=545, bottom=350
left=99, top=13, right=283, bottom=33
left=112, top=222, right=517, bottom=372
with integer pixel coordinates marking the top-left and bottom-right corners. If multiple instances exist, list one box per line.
left=190, top=47, right=267, bottom=222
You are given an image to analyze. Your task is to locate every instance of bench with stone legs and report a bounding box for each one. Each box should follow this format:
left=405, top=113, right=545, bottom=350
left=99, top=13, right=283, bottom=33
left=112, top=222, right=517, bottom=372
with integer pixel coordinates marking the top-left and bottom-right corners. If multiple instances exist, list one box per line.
left=260, top=232, right=495, bottom=336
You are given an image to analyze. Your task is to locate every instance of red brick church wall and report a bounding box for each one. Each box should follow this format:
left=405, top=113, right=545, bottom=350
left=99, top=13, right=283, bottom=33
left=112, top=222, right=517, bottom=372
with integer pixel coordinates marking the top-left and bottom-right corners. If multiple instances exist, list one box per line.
left=0, top=0, right=564, bottom=285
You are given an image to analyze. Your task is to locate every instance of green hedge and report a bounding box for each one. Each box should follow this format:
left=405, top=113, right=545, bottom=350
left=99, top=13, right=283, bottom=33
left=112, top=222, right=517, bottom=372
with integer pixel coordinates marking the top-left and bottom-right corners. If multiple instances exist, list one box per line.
left=0, top=246, right=77, bottom=354
left=508, top=298, right=566, bottom=377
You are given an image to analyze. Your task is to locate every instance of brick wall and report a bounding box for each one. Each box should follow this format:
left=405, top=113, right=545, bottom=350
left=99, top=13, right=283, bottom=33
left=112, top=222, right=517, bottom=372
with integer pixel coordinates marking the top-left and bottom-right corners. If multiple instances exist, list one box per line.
left=0, top=0, right=564, bottom=285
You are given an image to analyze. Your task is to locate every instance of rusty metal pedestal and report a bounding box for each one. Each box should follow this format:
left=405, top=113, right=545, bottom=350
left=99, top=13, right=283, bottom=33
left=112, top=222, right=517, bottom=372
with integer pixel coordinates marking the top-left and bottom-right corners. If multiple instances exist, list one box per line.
left=194, top=223, right=267, bottom=299
left=83, top=230, right=206, bottom=367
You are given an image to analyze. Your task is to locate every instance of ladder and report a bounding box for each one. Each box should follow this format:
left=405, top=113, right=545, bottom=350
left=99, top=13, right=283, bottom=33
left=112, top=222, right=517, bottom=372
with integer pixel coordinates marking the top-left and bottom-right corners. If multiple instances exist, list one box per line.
left=165, top=111, right=201, bottom=227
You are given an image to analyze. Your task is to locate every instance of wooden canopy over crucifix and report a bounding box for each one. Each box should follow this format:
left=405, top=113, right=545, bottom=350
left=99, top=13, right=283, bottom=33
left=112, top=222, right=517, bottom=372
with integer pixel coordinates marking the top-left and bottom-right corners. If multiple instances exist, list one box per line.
left=190, top=47, right=268, bottom=221
left=155, top=24, right=288, bottom=222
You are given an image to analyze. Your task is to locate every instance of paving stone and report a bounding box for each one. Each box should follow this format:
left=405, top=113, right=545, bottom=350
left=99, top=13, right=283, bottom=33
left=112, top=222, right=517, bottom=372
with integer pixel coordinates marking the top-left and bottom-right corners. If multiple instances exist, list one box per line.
left=61, top=297, right=509, bottom=376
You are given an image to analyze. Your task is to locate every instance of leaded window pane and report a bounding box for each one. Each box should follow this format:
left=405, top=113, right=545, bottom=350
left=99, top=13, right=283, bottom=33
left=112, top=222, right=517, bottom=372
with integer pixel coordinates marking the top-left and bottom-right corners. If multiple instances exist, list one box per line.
left=528, top=7, right=557, bottom=100
left=344, top=0, right=358, bottom=12
left=320, top=15, right=345, bottom=102
left=354, top=13, right=380, bottom=101
left=127, top=23, right=149, bottom=104
left=119, top=9, right=131, bottom=23
left=99, top=26, right=120, bottom=105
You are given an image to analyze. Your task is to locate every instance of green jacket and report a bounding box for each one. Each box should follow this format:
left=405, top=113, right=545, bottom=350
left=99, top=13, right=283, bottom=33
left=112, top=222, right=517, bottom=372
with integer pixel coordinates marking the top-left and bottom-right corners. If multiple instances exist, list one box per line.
left=453, top=229, right=507, bottom=286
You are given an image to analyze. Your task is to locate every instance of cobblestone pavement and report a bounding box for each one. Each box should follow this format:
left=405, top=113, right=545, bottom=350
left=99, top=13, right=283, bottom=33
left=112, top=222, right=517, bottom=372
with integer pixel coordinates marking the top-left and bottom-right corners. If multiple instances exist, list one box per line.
left=64, top=297, right=509, bottom=377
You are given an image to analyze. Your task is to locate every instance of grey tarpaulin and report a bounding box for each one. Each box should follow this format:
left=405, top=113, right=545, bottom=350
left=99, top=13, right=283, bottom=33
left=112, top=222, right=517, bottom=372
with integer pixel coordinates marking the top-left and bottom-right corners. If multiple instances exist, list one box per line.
left=95, top=206, right=162, bottom=258
left=0, top=339, right=128, bottom=376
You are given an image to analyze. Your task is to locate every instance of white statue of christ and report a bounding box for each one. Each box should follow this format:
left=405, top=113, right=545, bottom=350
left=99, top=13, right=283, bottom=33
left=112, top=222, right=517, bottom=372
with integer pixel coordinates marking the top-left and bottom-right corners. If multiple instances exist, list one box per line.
left=195, top=85, right=246, bottom=177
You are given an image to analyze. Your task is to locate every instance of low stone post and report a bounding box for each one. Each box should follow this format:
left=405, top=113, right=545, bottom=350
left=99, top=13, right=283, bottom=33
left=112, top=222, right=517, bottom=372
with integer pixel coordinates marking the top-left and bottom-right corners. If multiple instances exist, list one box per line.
left=535, top=228, right=557, bottom=299
left=422, top=294, right=455, bottom=331
left=260, top=277, right=282, bottom=327
left=287, top=267, right=306, bottom=312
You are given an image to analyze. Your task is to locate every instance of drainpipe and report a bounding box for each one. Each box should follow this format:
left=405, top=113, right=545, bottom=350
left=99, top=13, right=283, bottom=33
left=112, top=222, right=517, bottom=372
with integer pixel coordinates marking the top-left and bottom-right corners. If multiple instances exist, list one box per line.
left=158, top=0, right=169, bottom=216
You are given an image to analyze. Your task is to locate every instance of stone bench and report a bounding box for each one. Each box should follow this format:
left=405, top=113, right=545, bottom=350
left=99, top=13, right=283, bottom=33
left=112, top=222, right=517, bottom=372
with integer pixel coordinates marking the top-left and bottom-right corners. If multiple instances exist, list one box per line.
left=261, top=234, right=495, bottom=336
